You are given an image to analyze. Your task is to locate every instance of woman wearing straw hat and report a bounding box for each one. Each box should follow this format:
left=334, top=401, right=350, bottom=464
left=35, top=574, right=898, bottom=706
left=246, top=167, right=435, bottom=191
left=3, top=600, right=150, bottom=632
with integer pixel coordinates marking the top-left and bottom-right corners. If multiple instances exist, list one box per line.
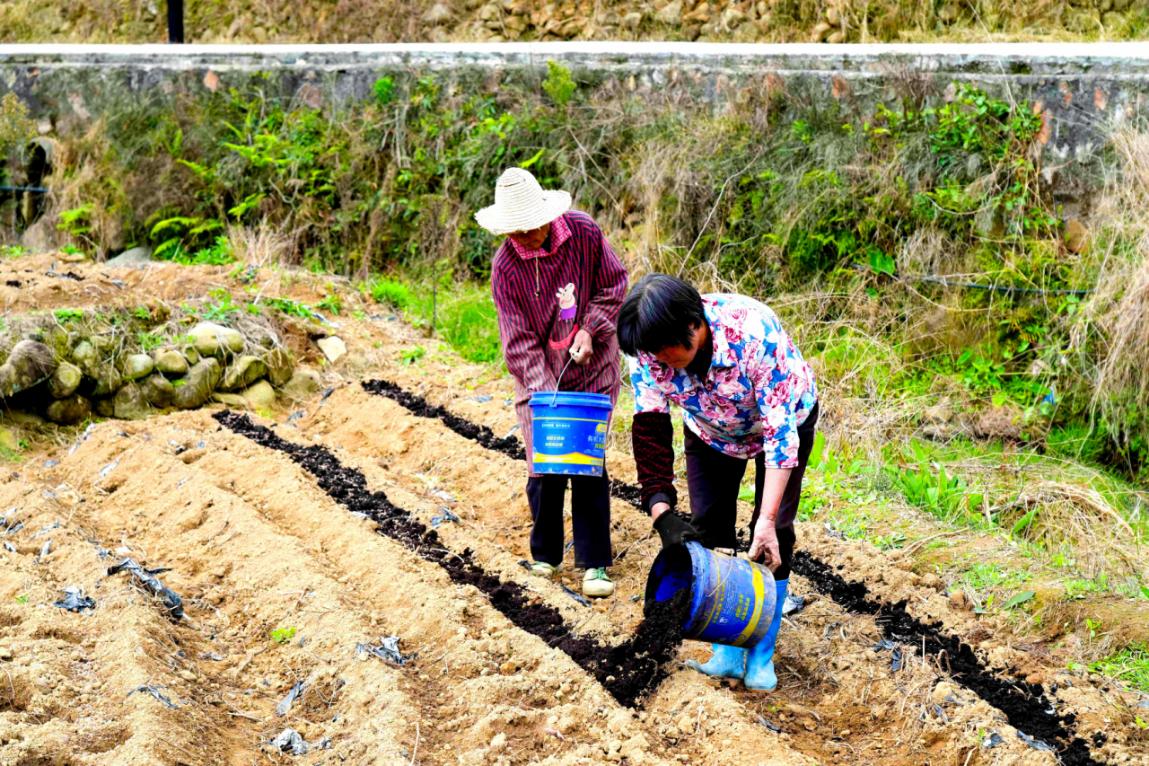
left=618, top=273, right=819, bottom=690
left=476, top=167, right=628, bottom=598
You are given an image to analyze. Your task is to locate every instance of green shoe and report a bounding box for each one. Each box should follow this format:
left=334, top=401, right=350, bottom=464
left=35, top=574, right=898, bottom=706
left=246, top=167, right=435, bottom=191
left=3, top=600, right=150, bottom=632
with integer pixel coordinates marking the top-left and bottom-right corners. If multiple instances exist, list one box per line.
left=529, top=561, right=560, bottom=578
left=582, top=567, right=615, bottom=598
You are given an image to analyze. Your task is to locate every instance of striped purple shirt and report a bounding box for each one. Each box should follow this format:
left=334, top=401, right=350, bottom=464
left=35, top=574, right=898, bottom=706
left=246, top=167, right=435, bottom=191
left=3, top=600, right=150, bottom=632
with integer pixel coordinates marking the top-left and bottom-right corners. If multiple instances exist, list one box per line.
left=491, top=211, right=628, bottom=471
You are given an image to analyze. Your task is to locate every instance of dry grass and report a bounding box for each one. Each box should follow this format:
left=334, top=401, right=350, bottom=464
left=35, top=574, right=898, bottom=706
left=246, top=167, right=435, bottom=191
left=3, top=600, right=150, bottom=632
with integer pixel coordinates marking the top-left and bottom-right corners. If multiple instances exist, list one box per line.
left=1072, top=131, right=1149, bottom=435
left=228, top=222, right=298, bottom=269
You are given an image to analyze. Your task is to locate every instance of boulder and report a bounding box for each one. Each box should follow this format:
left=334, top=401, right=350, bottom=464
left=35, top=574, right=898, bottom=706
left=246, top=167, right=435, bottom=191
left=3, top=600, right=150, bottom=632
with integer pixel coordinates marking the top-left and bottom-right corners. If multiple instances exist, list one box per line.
left=171, top=358, right=222, bottom=410
left=49, top=362, right=83, bottom=399
left=0, top=340, right=58, bottom=398
left=0, top=427, right=19, bottom=452
left=153, top=349, right=189, bottom=376
left=282, top=369, right=322, bottom=401
left=655, top=1, right=682, bottom=24
left=264, top=347, right=295, bottom=387
left=423, top=2, right=454, bottom=24
left=183, top=345, right=202, bottom=365
left=94, top=398, right=114, bottom=418
left=71, top=340, right=98, bottom=375
left=1065, top=218, right=1089, bottom=254
left=242, top=379, right=277, bottom=411
left=122, top=353, right=155, bottom=381
left=188, top=322, right=245, bottom=357
left=316, top=336, right=347, bottom=363
left=104, top=246, right=153, bottom=268
left=47, top=394, right=92, bottom=425
left=112, top=383, right=151, bottom=420
left=91, top=364, right=123, bottom=397
left=212, top=392, right=250, bottom=409
left=220, top=355, right=267, bottom=392
left=140, top=374, right=174, bottom=408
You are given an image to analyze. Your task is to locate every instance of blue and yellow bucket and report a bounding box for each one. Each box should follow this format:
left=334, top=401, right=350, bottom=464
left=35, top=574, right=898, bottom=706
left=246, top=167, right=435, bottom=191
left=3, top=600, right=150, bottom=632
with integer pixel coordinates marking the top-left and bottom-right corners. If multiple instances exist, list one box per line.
left=528, top=391, right=613, bottom=477
left=645, top=541, right=777, bottom=647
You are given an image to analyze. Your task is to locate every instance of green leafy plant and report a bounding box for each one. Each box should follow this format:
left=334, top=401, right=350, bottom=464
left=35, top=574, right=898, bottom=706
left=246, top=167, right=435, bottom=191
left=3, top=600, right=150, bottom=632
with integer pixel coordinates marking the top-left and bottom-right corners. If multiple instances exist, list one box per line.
left=201, top=288, right=240, bottom=322
left=368, top=278, right=412, bottom=310
left=373, top=76, right=396, bottom=106
left=888, top=443, right=984, bottom=524
left=136, top=331, right=165, bottom=352
left=542, top=61, right=577, bottom=107
left=1089, top=643, right=1148, bottom=693
left=261, top=297, right=315, bottom=319
left=14, top=593, right=28, bottom=604
left=316, top=294, right=342, bottom=315
left=270, top=626, right=297, bottom=644
left=1001, top=590, right=1036, bottom=610
left=150, top=216, right=225, bottom=262
left=53, top=308, right=84, bottom=323
left=400, top=345, right=425, bottom=365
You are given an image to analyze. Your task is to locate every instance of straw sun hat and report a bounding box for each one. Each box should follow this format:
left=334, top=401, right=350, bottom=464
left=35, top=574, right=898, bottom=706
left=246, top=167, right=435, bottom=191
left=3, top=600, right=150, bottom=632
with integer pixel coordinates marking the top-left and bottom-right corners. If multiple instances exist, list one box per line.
left=474, top=167, right=571, bottom=235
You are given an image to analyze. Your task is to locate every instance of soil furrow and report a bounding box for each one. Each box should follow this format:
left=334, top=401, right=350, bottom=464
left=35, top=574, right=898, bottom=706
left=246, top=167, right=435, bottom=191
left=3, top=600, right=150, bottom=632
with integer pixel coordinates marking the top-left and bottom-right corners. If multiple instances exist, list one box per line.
left=362, top=376, right=1105, bottom=766
left=213, top=409, right=685, bottom=709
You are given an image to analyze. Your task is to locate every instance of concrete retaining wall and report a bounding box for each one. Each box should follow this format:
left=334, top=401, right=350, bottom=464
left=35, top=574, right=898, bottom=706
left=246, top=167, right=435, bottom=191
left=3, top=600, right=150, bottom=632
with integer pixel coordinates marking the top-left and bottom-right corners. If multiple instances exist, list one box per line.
left=3, top=42, right=1149, bottom=182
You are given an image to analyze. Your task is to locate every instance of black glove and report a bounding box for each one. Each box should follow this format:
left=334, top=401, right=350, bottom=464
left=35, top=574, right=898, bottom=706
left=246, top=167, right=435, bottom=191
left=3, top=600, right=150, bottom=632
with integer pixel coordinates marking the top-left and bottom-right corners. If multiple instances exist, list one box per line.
left=653, top=512, right=700, bottom=549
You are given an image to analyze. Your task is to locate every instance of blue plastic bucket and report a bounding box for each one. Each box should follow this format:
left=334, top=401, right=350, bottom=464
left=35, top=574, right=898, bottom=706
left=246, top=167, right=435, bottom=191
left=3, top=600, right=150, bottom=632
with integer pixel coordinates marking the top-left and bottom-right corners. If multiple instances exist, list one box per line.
left=644, top=541, right=777, bottom=647
left=528, top=391, right=613, bottom=477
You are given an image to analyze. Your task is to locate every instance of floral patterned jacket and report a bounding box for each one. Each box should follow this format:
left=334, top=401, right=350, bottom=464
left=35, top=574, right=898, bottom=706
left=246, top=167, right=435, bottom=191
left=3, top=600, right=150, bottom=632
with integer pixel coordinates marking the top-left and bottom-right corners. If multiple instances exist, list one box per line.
left=630, top=294, right=817, bottom=468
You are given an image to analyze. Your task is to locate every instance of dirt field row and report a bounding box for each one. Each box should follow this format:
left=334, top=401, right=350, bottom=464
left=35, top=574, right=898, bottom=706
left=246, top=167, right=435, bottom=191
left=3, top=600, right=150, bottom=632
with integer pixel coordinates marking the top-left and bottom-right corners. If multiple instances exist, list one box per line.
left=1, top=256, right=1146, bottom=765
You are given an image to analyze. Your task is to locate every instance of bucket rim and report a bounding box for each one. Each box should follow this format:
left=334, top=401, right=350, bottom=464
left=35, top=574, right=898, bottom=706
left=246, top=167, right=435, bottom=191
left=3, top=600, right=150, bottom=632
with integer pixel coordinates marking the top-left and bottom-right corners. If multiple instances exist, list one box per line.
left=529, top=391, right=613, bottom=408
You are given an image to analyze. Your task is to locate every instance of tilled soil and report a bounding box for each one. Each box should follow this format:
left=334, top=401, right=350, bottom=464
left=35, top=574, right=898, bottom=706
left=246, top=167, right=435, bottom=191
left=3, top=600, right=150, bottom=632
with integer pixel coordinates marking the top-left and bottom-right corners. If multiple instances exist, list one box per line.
left=2, top=256, right=1147, bottom=766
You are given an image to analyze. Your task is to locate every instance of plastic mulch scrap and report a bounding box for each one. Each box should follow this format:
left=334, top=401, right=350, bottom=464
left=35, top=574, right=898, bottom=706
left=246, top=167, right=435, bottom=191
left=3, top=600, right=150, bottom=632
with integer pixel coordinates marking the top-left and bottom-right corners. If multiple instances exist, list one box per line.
left=430, top=509, right=460, bottom=528
left=782, top=594, right=806, bottom=616
left=269, top=728, right=331, bottom=756
left=129, top=684, right=178, bottom=709
left=54, top=586, right=95, bottom=613
left=560, top=584, right=591, bottom=607
left=1016, top=731, right=1056, bottom=752
left=107, top=558, right=184, bottom=620
left=756, top=715, right=782, bottom=733
left=38, top=540, right=52, bottom=558
left=356, top=635, right=414, bottom=666
left=276, top=680, right=306, bottom=717
left=873, top=639, right=905, bottom=671
left=981, top=732, right=1003, bottom=749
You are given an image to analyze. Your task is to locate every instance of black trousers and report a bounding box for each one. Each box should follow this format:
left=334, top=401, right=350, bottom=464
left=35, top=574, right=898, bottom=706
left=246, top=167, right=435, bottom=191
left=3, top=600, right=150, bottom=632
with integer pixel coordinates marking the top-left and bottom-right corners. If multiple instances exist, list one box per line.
left=526, top=472, right=613, bottom=569
left=683, top=404, right=819, bottom=581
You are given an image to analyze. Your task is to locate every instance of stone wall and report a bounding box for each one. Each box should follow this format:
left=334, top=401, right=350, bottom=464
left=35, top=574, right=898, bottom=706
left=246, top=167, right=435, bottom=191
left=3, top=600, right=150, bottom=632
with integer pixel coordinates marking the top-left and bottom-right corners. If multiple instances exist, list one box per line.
left=2, top=43, right=1148, bottom=192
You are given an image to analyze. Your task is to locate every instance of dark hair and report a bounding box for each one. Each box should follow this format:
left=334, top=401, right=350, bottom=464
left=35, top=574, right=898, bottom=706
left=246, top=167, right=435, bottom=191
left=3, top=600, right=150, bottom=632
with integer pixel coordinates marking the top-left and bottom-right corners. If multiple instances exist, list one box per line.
left=617, top=274, right=705, bottom=356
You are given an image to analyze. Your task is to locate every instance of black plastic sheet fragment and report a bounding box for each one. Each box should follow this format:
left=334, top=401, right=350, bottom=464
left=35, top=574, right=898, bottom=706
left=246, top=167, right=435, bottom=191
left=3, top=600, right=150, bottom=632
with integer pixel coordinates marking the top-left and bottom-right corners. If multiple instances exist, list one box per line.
left=1016, top=730, right=1056, bottom=752
left=430, top=508, right=460, bottom=528
left=269, top=729, right=329, bottom=755
left=129, top=684, right=178, bottom=709
left=54, top=586, right=95, bottom=612
left=560, top=584, right=591, bottom=607
left=873, top=639, right=905, bottom=672
left=355, top=635, right=414, bottom=666
left=276, top=680, right=306, bottom=717
left=782, top=594, right=806, bottom=616
left=107, top=558, right=184, bottom=620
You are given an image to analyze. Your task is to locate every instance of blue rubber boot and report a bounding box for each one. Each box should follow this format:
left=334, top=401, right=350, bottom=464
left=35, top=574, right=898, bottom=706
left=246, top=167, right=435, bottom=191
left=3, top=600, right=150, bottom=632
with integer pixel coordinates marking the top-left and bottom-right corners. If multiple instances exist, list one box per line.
left=744, top=578, right=789, bottom=691
left=685, top=643, right=746, bottom=679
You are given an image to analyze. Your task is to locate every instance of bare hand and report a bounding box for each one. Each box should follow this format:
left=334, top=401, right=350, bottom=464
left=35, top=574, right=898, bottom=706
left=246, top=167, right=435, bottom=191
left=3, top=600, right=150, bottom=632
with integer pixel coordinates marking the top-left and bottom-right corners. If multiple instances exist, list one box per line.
left=748, top=517, right=781, bottom=572
left=569, top=329, right=594, bottom=365
left=650, top=501, right=671, bottom=522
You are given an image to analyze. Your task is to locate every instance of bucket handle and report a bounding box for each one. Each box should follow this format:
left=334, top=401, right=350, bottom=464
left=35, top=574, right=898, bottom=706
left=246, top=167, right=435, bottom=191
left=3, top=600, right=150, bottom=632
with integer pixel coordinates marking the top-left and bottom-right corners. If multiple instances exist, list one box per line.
left=549, top=354, right=576, bottom=407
